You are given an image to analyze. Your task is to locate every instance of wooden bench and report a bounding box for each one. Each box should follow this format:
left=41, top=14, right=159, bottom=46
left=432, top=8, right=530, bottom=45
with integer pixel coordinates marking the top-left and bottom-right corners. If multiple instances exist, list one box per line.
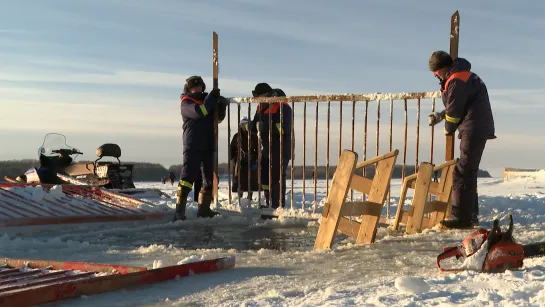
left=392, top=159, right=458, bottom=234
left=313, top=149, right=399, bottom=250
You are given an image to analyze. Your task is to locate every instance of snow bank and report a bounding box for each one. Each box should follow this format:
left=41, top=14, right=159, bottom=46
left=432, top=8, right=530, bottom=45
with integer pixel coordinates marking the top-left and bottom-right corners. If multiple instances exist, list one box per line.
left=177, top=255, right=205, bottom=265
left=9, top=185, right=65, bottom=202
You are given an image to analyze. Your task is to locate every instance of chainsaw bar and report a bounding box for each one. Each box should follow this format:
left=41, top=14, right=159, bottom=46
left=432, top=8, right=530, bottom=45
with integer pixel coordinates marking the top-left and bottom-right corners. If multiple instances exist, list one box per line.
left=523, top=242, right=545, bottom=258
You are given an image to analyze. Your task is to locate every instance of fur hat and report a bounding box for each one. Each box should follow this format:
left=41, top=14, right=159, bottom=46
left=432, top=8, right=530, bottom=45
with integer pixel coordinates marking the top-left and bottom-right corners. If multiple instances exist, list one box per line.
left=428, top=51, right=454, bottom=71
left=183, top=76, right=206, bottom=93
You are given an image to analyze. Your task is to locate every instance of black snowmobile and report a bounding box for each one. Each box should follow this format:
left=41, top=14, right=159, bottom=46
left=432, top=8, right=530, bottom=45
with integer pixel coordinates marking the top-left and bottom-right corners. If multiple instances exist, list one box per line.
left=11, top=133, right=136, bottom=189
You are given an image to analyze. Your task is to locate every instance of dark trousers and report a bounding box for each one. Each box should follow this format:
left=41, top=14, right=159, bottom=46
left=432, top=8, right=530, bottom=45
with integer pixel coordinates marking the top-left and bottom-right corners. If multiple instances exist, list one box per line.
left=193, top=171, right=202, bottom=200
left=451, top=135, right=487, bottom=221
left=261, top=155, right=289, bottom=209
left=180, top=149, right=213, bottom=193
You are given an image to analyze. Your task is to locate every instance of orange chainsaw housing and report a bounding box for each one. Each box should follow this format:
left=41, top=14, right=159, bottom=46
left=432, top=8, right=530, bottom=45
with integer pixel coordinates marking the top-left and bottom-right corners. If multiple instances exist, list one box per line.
left=437, top=216, right=525, bottom=273
left=482, top=241, right=524, bottom=272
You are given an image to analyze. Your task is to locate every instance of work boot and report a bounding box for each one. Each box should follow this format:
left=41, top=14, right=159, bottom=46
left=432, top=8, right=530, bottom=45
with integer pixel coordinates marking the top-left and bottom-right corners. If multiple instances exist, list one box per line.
left=439, top=217, right=474, bottom=229
left=173, top=184, right=191, bottom=222
left=197, top=189, right=220, bottom=218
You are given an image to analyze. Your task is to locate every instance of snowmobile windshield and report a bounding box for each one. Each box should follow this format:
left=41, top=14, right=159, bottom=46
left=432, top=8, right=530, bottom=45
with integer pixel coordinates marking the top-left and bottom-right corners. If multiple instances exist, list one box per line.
left=38, top=133, right=81, bottom=158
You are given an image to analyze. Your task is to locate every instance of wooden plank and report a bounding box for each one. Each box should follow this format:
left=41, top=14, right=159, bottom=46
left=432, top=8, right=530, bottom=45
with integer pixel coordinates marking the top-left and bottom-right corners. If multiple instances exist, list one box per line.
left=427, top=200, right=449, bottom=226
left=2, top=177, right=17, bottom=183
left=0, top=212, right=169, bottom=228
left=337, top=217, right=360, bottom=238
left=0, top=256, right=235, bottom=307
left=445, top=10, right=459, bottom=163
left=354, top=149, right=399, bottom=170
left=433, top=163, right=456, bottom=222
left=405, top=162, right=434, bottom=234
left=339, top=201, right=382, bottom=217
left=313, top=150, right=358, bottom=250
left=392, top=177, right=410, bottom=230
left=409, top=181, right=438, bottom=195
left=445, top=10, right=460, bottom=219
left=2, top=258, right=146, bottom=275
left=212, top=31, right=219, bottom=206
left=349, top=174, right=372, bottom=194
left=356, top=153, right=398, bottom=244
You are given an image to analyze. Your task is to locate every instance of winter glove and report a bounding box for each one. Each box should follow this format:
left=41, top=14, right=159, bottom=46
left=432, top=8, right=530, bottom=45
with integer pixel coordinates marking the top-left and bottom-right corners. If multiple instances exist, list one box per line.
left=428, top=111, right=445, bottom=126
left=209, top=88, right=220, bottom=98
left=219, top=96, right=230, bottom=106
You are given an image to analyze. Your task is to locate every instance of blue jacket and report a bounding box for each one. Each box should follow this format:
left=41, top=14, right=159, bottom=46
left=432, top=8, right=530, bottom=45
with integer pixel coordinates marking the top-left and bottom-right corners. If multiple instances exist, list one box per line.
left=251, top=99, right=293, bottom=161
left=180, top=92, right=226, bottom=151
left=440, top=58, right=496, bottom=140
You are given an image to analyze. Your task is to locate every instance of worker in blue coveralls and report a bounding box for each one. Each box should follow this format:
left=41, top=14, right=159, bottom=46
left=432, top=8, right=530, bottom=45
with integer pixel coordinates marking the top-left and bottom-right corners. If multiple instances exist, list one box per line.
left=174, top=76, right=228, bottom=221
left=250, top=83, right=293, bottom=209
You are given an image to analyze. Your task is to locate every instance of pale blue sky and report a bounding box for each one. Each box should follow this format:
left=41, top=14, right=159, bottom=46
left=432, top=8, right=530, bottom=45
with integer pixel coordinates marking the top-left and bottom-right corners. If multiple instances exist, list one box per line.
left=1, top=0, right=544, bottom=177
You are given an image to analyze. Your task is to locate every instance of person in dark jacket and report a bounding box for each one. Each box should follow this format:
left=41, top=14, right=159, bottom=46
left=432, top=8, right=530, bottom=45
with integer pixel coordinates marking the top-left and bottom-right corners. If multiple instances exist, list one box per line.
left=428, top=51, right=496, bottom=229
left=174, top=75, right=228, bottom=221
left=168, top=171, right=175, bottom=186
left=231, top=117, right=260, bottom=200
left=250, top=83, right=293, bottom=209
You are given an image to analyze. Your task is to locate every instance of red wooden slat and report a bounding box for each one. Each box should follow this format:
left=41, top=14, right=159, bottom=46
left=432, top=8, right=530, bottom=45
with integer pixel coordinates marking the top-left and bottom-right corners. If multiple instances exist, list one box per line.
left=0, top=272, right=96, bottom=294
left=0, top=256, right=235, bottom=307
left=0, top=212, right=169, bottom=227
left=0, top=202, right=17, bottom=218
left=0, top=199, right=35, bottom=218
left=0, top=183, right=167, bottom=227
left=39, top=197, right=98, bottom=216
left=3, top=258, right=146, bottom=274
left=0, top=269, right=20, bottom=276
left=62, top=187, right=138, bottom=215
left=0, top=269, right=41, bottom=280
left=0, top=270, right=70, bottom=285
left=60, top=190, right=124, bottom=215
left=0, top=189, right=64, bottom=216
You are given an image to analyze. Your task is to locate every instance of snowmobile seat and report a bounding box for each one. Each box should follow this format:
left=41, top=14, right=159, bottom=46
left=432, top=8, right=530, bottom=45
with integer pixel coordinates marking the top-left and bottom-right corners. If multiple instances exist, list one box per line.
left=95, top=143, right=122, bottom=164
left=96, top=144, right=121, bottom=158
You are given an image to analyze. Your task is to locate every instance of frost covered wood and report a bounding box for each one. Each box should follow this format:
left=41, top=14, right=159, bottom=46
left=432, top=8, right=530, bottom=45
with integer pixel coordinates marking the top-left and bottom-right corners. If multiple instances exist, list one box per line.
left=229, top=91, right=441, bottom=104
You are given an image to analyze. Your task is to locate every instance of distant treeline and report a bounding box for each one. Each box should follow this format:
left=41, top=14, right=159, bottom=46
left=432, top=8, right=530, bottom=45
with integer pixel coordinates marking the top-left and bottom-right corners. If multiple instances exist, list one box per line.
left=1, top=159, right=491, bottom=182
left=169, top=163, right=492, bottom=179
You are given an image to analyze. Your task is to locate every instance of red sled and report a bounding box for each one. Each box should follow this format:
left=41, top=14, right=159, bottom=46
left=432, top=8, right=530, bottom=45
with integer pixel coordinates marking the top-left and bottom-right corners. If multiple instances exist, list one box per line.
left=0, top=256, right=235, bottom=307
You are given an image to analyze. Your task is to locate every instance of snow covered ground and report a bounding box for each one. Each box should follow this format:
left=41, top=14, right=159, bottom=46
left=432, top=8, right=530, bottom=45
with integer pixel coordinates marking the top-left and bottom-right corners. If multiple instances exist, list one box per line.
left=1, top=171, right=545, bottom=306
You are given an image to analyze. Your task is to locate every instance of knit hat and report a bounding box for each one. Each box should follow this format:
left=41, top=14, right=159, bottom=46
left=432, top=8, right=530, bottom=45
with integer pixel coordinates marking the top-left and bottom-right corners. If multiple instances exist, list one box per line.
left=240, top=117, right=249, bottom=130
left=183, top=76, right=206, bottom=93
left=428, top=51, right=454, bottom=71
left=252, top=83, right=273, bottom=97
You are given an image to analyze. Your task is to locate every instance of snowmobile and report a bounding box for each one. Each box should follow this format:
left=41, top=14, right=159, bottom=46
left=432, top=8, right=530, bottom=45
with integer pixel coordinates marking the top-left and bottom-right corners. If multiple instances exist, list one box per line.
left=5, top=133, right=169, bottom=198
left=9, top=133, right=136, bottom=189
left=436, top=214, right=545, bottom=273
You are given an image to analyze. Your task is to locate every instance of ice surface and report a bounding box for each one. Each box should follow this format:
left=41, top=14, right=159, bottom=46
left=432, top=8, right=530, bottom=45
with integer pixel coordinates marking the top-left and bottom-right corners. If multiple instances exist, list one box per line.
left=1, top=174, right=545, bottom=306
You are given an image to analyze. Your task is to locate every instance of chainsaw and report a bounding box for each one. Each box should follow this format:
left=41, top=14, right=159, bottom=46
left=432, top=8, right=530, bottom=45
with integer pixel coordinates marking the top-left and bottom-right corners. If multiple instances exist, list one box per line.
left=436, top=214, right=545, bottom=273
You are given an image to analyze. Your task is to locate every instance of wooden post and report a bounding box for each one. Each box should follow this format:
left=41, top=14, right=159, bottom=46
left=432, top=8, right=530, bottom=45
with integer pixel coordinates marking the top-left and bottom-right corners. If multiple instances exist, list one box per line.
left=445, top=11, right=459, bottom=162
left=445, top=11, right=459, bottom=218
left=212, top=32, right=219, bottom=205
